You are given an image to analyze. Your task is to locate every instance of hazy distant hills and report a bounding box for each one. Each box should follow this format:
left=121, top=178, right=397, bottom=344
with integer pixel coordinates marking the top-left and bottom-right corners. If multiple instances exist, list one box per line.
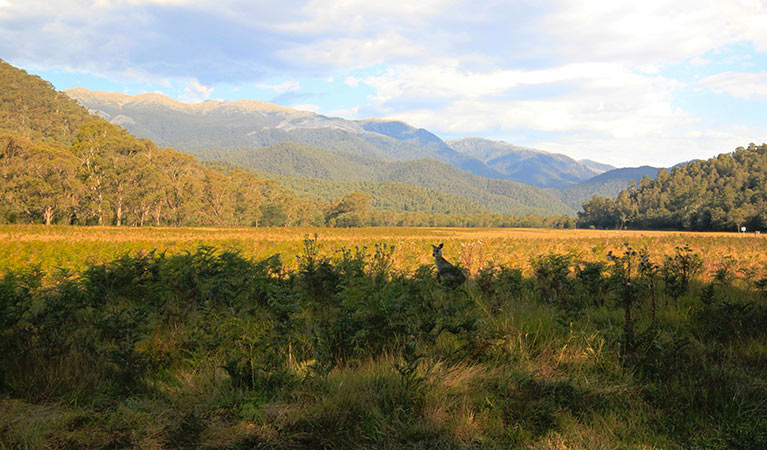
left=65, top=88, right=620, bottom=186
left=65, top=88, right=508, bottom=179
left=198, top=143, right=576, bottom=216
left=556, top=166, right=661, bottom=209
left=448, top=137, right=613, bottom=188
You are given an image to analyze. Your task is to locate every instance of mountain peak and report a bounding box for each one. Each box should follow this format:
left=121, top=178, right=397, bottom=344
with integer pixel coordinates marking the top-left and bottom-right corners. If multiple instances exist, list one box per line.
left=65, top=88, right=301, bottom=116
left=448, top=137, right=614, bottom=188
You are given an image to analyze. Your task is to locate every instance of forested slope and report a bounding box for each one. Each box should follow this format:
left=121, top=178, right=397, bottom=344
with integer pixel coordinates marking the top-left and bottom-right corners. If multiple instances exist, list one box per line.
left=556, top=166, right=661, bottom=210
left=209, top=160, right=491, bottom=215
left=577, top=144, right=767, bottom=231
left=0, top=59, right=322, bottom=227
left=0, top=60, right=93, bottom=145
left=196, top=143, right=576, bottom=216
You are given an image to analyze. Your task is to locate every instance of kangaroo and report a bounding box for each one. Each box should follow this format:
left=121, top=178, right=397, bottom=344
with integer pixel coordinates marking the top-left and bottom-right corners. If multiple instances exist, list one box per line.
left=432, top=243, right=466, bottom=287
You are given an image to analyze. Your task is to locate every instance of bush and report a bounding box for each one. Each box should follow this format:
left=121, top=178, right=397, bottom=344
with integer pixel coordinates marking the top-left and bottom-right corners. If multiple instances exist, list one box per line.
left=531, top=253, right=574, bottom=308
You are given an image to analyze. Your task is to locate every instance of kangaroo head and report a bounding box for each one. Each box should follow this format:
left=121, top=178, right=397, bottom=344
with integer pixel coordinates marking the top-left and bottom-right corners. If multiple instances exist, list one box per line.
left=431, top=243, right=444, bottom=258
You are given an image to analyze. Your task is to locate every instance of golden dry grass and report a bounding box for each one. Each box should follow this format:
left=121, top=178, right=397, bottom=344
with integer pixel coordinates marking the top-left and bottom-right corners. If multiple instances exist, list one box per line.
left=2, top=225, right=765, bottom=278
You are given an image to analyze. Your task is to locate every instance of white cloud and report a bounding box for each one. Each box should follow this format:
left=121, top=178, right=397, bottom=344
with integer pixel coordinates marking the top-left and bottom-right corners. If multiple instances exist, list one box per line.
left=257, top=80, right=301, bottom=93
left=279, top=31, right=425, bottom=68
left=689, top=57, right=712, bottom=66
left=361, top=62, right=680, bottom=102
left=278, top=0, right=455, bottom=34
left=355, top=62, right=699, bottom=165
left=180, top=78, right=213, bottom=102
left=2, top=0, right=766, bottom=167
left=699, top=72, right=767, bottom=100
left=543, top=0, right=767, bottom=63
left=93, top=0, right=199, bottom=5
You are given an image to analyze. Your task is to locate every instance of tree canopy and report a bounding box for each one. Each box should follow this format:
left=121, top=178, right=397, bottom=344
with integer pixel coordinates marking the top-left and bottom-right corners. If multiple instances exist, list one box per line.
left=578, top=144, right=767, bottom=231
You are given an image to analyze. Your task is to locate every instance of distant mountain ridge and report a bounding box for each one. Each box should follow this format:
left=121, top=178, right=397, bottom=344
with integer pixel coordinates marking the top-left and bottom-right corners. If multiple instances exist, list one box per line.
left=448, top=137, right=613, bottom=188
left=65, top=88, right=508, bottom=180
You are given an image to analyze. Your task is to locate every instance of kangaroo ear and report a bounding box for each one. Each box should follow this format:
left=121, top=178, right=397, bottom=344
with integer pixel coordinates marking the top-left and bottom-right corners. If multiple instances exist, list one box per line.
left=438, top=243, right=444, bottom=249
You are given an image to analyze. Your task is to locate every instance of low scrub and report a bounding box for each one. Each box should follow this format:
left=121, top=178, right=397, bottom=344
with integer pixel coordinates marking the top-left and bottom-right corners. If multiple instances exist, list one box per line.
left=1, top=239, right=766, bottom=449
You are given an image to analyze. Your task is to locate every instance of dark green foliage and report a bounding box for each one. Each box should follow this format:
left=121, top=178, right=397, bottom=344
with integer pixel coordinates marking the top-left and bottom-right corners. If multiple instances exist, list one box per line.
left=638, top=248, right=660, bottom=320
left=662, top=245, right=704, bottom=299
left=756, top=277, right=767, bottom=299
left=575, top=260, right=608, bottom=306
left=0, top=266, right=150, bottom=400
left=694, top=299, right=767, bottom=343
left=482, top=369, right=608, bottom=442
left=2, top=242, right=767, bottom=448
left=607, top=243, right=642, bottom=356
left=531, top=253, right=574, bottom=307
left=295, top=236, right=476, bottom=367
left=476, top=263, right=524, bottom=308
left=196, top=143, right=576, bottom=217
left=632, top=326, right=698, bottom=381
left=578, top=144, right=767, bottom=231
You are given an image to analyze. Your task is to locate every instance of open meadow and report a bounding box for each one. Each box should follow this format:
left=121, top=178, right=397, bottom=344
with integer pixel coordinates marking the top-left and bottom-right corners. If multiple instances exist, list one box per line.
left=2, top=225, right=766, bottom=278
left=2, top=225, right=767, bottom=449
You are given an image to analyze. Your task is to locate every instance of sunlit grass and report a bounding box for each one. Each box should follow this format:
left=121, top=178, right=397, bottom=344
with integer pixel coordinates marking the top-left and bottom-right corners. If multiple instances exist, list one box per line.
left=3, top=225, right=766, bottom=279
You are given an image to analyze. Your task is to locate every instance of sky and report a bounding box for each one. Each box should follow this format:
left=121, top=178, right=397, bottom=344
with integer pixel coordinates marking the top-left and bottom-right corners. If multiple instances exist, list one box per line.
left=1, top=0, right=766, bottom=167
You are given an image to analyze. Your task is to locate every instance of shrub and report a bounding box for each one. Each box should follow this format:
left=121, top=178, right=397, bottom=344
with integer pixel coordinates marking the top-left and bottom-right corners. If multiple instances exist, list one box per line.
left=531, top=253, right=574, bottom=308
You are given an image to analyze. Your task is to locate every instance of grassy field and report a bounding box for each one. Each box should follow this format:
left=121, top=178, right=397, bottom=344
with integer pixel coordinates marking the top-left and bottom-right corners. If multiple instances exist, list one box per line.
left=2, top=225, right=767, bottom=449
left=3, top=225, right=766, bottom=277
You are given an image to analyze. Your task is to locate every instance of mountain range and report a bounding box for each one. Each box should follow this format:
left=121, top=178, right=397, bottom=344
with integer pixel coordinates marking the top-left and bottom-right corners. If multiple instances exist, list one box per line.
left=65, top=88, right=661, bottom=215
left=448, top=137, right=612, bottom=189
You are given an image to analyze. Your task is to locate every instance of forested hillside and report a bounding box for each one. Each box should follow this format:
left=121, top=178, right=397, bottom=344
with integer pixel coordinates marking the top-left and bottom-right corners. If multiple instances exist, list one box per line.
left=577, top=144, right=767, bottom=231
left=211, top=161, right=491, bottom=215
left=194, top=143, right=383, bottom=181
left=194, top=143, right=576, bottom=216
left=0, top=62, right=92, bottom=145
left=0, top=59, right=322, bottom=227
left=0, top=125, right=319, bottom=226
left=556, top=166, right=660, bottom=210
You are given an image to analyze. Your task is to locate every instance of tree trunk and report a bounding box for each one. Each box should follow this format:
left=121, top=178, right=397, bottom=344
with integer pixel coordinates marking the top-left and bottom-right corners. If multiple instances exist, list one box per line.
left=44, top=206, right=53, bottom=225
left=116, top=203, right=123, bottom=226
left=154, top=202, right=162, bottom=226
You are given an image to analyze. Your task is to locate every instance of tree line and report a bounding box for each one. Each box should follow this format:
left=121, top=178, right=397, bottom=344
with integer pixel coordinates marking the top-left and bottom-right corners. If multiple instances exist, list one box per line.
left=578, top=143, right=767, bottom=231
left=1, top=58, right=579, bottom=229
left=0, top=121, right=576, bottom=228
